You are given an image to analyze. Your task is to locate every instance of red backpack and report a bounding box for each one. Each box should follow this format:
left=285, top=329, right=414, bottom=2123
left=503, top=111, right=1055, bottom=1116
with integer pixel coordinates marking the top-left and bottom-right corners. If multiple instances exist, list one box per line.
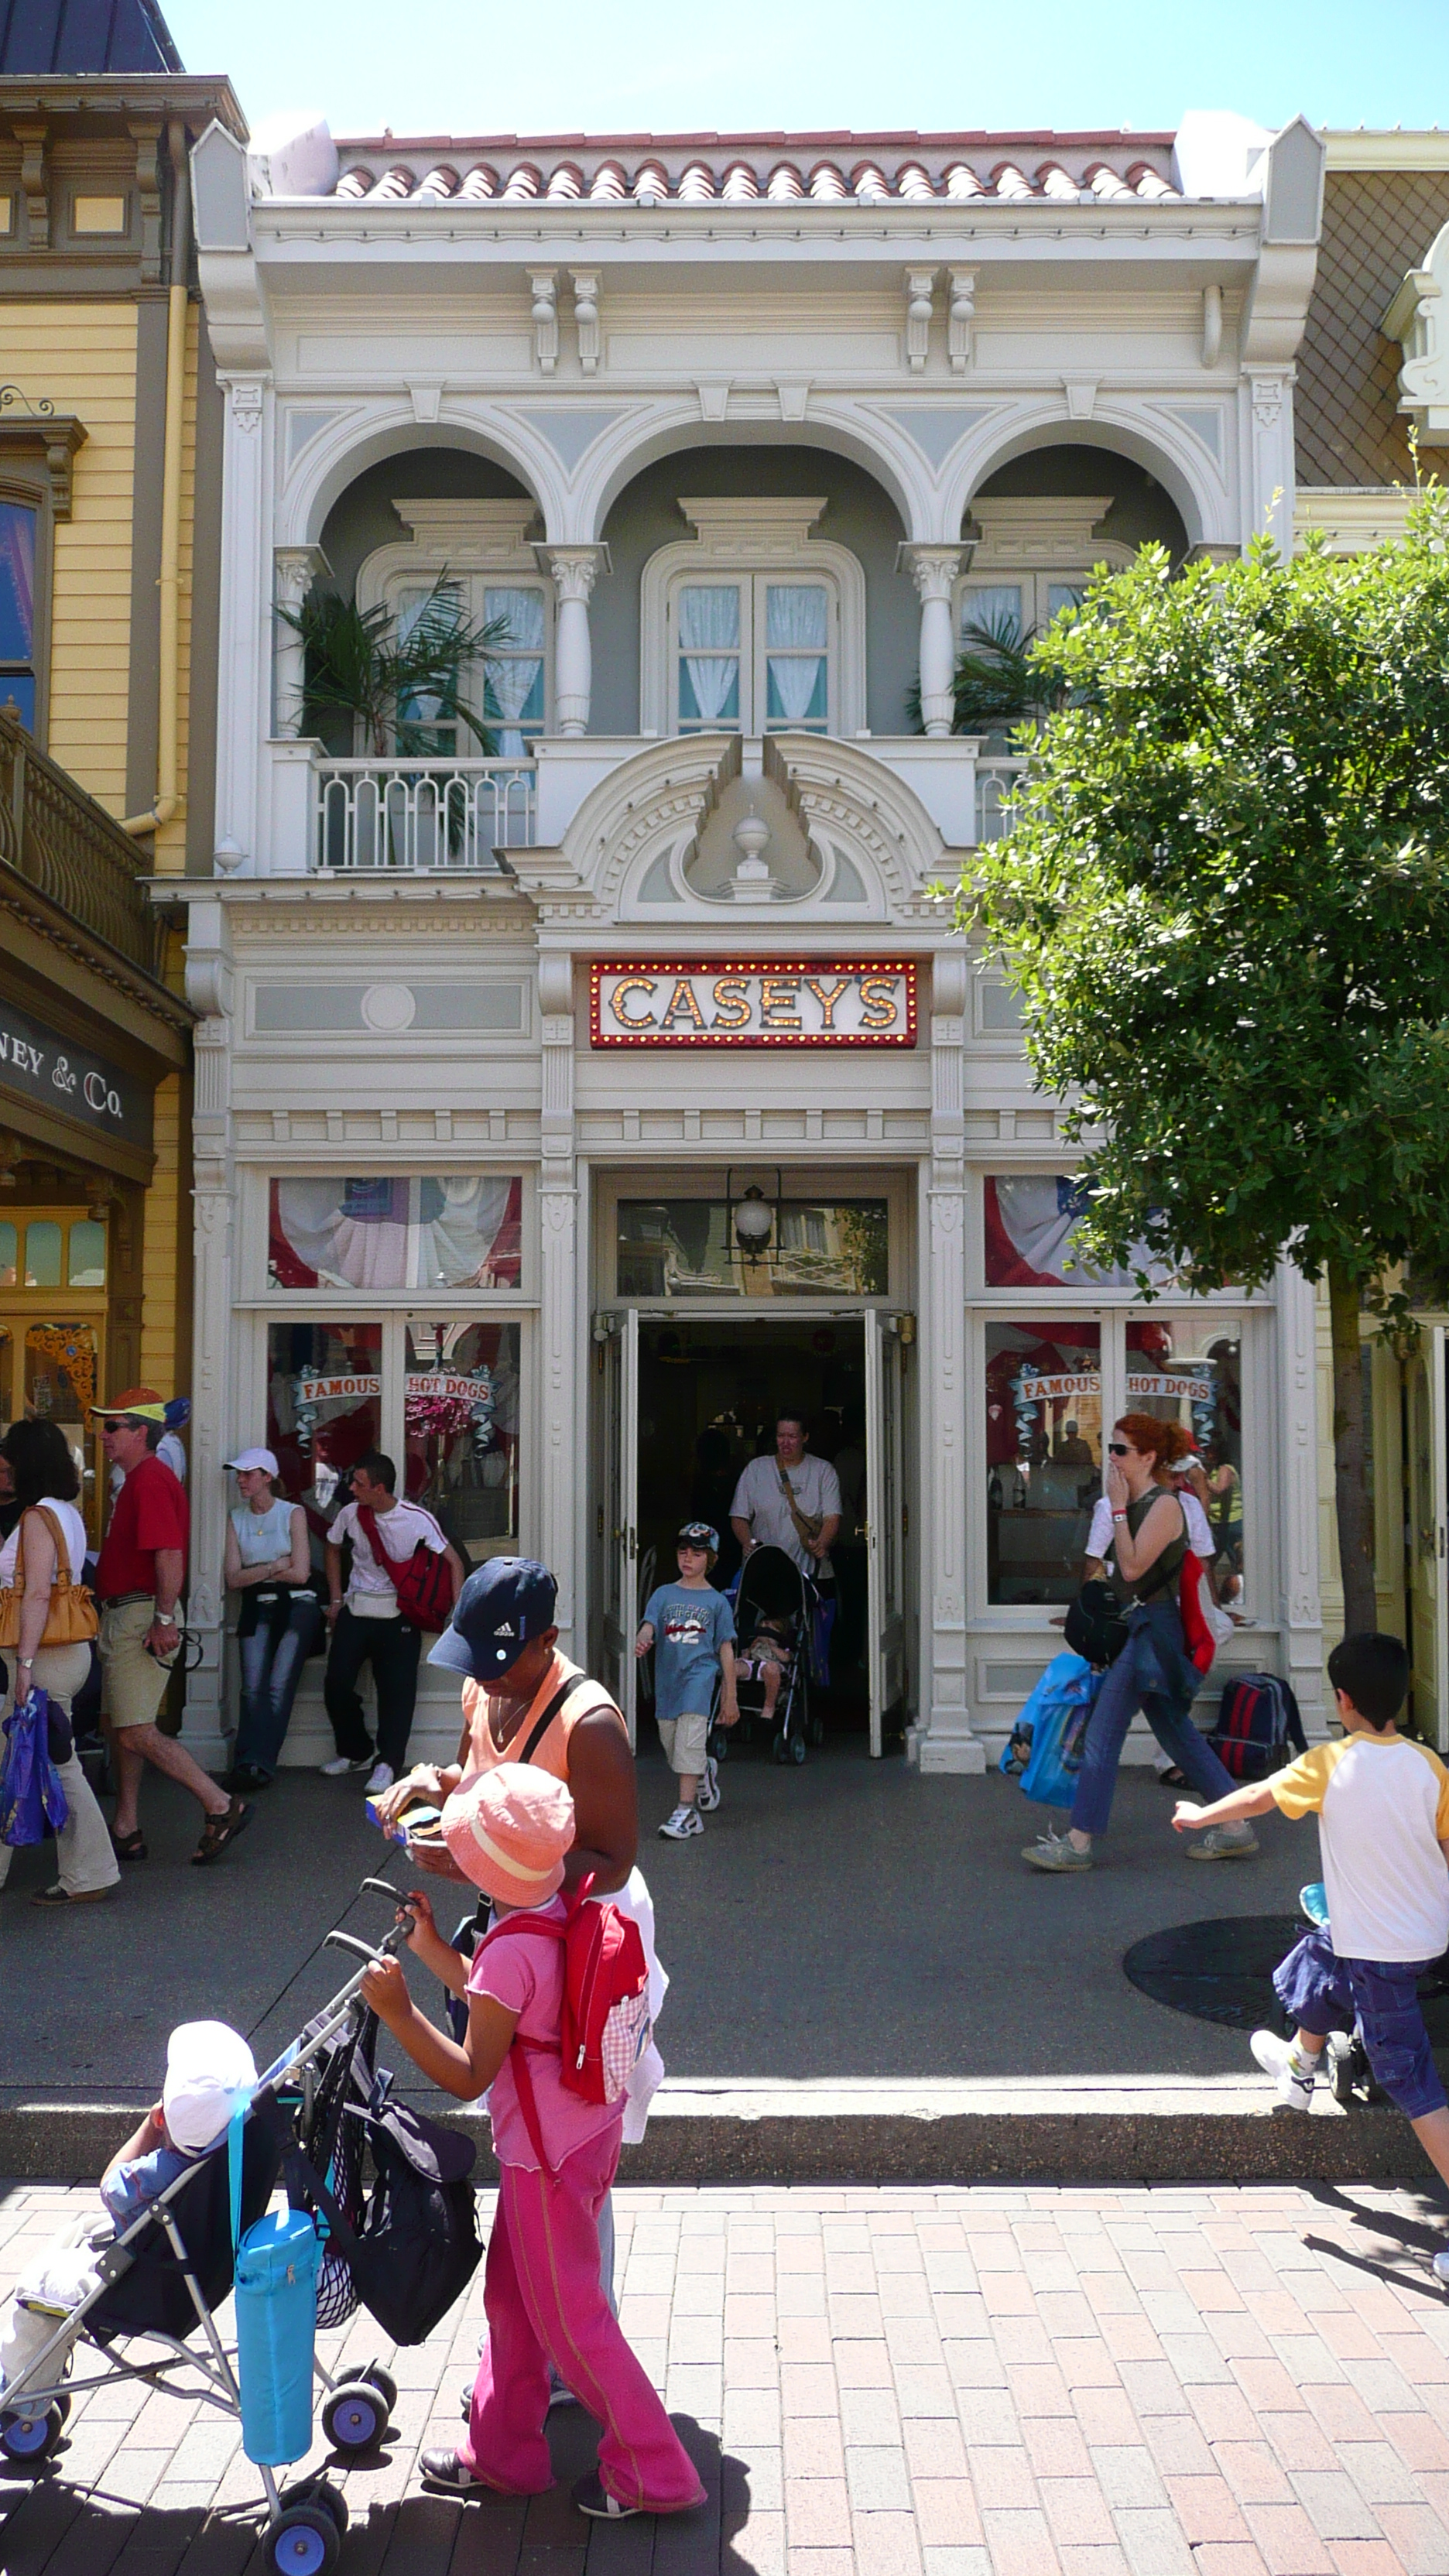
left=355, top=1505, right=454, bottom=1632
left=478, top=1875, right=652, bottom=2176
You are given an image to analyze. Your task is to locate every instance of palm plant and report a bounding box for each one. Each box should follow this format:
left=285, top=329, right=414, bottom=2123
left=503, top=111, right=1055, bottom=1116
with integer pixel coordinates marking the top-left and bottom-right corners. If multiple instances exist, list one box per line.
left=908, top=608, right=1046, bottom=738
left=279, top=577, right=512, bottom=756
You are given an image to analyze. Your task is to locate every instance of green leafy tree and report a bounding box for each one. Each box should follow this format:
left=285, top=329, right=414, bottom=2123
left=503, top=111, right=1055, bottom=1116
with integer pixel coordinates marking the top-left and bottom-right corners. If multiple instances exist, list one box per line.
left=279, top=577, right=511, bottom=756
left=968, top=500, right=1449, bottom=1632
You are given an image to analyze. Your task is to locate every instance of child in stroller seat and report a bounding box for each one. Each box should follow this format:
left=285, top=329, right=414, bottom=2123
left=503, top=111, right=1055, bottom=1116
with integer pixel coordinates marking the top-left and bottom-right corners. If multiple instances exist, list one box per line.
left=734, top=1611, right=795, bottom=1729
left=0, top=2021, right=256, bottom=2417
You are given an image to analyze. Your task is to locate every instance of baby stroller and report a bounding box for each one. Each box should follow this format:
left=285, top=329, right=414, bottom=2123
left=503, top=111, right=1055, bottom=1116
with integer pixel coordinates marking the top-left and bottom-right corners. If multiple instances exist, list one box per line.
left=721, top=1543, right=821, bottom=1767
left=0, top=1879, right=478, bottom=2573
left=1293, top=1879, right=1390, bottom=2109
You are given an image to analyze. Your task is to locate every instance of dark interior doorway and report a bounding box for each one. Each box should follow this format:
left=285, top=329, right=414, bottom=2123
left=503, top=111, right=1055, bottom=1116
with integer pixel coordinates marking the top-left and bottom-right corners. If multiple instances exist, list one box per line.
left=636, top=1317, right=868, bottom=1741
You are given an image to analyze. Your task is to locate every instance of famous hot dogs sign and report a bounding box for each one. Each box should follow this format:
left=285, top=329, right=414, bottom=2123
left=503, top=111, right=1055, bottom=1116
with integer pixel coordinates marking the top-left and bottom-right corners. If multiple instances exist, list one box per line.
left=590, top=960, right=916, bottom=1048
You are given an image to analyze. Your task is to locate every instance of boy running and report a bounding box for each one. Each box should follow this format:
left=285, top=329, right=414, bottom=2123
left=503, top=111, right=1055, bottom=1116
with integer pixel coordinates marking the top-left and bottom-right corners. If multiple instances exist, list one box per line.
left=1175, top=1632, right=1449, bottom=2271
left=636, top=1523, right=738, bottom=1841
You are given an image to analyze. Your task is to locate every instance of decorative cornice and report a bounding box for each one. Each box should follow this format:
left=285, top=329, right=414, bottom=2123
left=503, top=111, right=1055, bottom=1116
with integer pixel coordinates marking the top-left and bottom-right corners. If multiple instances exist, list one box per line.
left=0, top=872, right=192, bottom=1039
left=0, top=399, right=87, bottom=518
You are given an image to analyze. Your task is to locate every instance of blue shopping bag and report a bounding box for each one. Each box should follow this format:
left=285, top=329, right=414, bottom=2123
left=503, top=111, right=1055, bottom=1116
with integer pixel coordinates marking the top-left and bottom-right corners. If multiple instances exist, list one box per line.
left=228, top=2112, right=321, bottom=2467
left=1014, top=1652, right=1103, bottom=1811
left=0, top=1690, right=68, bottom=1848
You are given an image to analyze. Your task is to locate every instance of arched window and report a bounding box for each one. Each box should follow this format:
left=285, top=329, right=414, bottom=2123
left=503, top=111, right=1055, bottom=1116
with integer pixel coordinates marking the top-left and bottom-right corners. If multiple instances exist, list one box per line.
left=642, top=500, right=866, bottom=740
left=355, top=501, right=552, bottom=756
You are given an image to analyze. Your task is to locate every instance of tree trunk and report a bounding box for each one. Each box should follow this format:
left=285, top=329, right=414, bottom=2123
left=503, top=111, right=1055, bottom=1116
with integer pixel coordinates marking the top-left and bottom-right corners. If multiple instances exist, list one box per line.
left=1328, top=1259, right=1378, bottom=1635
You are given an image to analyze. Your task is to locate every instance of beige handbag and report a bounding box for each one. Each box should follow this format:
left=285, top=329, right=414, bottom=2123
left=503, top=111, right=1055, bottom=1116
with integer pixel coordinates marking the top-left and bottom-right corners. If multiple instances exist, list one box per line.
left=0, top=1505, right=99, bottom=1650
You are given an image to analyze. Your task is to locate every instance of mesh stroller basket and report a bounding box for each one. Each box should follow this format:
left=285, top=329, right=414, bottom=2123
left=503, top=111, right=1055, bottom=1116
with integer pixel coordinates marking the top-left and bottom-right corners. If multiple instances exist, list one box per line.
left=292, top=2003, right=377, bottom=2330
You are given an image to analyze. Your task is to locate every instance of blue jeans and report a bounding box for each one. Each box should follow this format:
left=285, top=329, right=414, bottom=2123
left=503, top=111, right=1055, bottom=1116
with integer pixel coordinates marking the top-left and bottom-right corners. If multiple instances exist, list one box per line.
left=1070, top=1601, right=1233, bottom=1838
left=1274, top=1927, right=1447, bottom=2120
left=235, top=1598, right=322, bottom=1776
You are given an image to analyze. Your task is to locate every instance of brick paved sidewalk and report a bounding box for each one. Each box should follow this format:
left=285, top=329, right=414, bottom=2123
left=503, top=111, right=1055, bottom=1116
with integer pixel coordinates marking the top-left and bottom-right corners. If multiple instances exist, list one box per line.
left=7, top=2180, right=1449, bottom=2575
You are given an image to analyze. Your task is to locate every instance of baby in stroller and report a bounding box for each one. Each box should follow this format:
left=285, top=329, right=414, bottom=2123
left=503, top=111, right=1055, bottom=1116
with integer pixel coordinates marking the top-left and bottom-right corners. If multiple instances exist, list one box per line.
left=734, top=1609, right=796, bottom=1727
left=0, top=2020, right=256, bottom=2420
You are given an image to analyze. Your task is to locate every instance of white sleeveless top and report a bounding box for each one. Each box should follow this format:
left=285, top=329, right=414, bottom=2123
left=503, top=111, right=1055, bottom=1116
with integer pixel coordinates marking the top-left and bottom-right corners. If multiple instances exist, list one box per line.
left=0, top=1499, right=87, bottom=1586
left=230, top=1495, right=296, bottom=1568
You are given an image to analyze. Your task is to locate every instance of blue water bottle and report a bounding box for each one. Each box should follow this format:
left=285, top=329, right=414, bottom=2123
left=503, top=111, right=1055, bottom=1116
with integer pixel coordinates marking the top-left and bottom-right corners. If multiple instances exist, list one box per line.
left=228, top=2112, right=321, bottom=2466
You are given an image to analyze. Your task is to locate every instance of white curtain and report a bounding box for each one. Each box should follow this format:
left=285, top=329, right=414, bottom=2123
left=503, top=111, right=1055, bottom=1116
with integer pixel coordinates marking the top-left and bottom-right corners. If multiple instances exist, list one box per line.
left=679, top=584, right=740, bottom=723
left=765, top=584, right=827, bottom=723
left=396, top=583, right=461, bottom=735
left=484, top=589, right=545, bottom=756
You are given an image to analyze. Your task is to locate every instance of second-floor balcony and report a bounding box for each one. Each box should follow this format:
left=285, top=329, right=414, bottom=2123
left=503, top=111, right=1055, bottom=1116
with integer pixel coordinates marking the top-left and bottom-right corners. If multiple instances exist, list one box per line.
left=280, top=738, right=1020, bottom=878
left=0, top=710, right=167, bottom=978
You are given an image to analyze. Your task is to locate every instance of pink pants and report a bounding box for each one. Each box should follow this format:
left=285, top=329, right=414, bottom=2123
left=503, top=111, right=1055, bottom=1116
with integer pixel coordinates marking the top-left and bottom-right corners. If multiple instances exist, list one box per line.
left=461, top=2122, right=705, bottom=2513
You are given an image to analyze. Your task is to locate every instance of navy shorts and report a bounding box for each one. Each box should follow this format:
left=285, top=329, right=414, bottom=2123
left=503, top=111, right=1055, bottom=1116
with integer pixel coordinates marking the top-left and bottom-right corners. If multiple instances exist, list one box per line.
left=1273, top=1928, right=1447, bottom=2122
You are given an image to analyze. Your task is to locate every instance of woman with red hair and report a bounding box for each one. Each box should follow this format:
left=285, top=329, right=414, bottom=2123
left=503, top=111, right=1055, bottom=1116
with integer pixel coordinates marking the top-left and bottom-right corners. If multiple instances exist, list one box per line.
left=1024, top=1413, right=1255, bottom=1873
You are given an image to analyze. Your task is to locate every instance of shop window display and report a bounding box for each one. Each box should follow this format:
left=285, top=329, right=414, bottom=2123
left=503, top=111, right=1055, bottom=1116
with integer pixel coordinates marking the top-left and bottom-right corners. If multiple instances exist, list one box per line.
left=269, top=1177, right=522, bottom=1292
left=617, top=1198, right=888, bottom=1299
left=986, top=1321, right=1102, bottom=1605
left=985, top=1175, right=1170, bottom=1291
left=404, top=1321, right=520, bottom=1564
left=265, top=1323, right=383, bottom=1542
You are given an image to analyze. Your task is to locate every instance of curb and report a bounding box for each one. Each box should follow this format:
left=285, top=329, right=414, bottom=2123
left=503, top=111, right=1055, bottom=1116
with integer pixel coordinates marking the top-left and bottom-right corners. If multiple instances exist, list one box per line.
left=0, top=2080, right=1428, bottom=2187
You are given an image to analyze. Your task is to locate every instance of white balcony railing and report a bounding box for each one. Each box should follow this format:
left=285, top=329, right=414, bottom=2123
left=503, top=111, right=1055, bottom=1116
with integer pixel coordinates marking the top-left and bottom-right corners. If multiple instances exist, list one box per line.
left=975, top=756, right=1027, bottom=844
left=313, top=758, right=536, bottom=872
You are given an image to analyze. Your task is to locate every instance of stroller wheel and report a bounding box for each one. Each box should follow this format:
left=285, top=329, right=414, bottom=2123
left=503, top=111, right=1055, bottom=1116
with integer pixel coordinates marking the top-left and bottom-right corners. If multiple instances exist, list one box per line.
left=772, top=1730, right=787, bottom=1765
left=361, top=2361, right=397, bottom=2416
left=281, top=2476, right=348, bottom=2537
left=323, top=2380, right=387, bottom=2451
left=0, top=2402, right=64, bottom=2463
left=269, top=2504, right=341, bottom=2574
left=790, top=1732, right=807, bottom=1765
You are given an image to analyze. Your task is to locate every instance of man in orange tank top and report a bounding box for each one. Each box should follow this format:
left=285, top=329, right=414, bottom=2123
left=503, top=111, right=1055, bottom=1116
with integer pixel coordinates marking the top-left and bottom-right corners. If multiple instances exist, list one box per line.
left=371, top=1557, right=638, bottom=1898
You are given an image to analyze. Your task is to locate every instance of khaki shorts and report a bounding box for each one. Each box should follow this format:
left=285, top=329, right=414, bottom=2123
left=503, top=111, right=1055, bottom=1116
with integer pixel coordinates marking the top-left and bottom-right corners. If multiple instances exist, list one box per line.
left=100, top=1598, right=178, bottom=1730
left=656, top=1709, right=711, bottom=1776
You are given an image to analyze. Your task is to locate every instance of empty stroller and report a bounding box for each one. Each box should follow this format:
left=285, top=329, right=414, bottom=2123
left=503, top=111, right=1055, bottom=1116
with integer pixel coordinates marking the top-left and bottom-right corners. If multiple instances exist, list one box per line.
left=0, top=1879, right=480, bottom=2573
left=723, top=1543, right=821, bottom=1766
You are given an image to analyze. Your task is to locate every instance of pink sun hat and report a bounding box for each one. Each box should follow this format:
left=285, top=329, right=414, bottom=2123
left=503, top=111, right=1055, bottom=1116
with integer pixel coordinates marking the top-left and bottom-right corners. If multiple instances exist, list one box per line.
left=441, top=1762, right=576, bottom=1906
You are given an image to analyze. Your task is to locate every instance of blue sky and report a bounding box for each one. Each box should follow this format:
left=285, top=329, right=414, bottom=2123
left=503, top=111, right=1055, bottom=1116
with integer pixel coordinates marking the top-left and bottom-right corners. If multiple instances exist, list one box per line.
left=168, top=0, right=1449, bottom=143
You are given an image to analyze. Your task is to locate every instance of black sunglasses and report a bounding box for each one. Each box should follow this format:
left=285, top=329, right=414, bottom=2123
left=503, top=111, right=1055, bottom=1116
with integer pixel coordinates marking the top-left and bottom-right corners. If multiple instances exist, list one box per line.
left=1107, top=1441, right=1131, bottom=1457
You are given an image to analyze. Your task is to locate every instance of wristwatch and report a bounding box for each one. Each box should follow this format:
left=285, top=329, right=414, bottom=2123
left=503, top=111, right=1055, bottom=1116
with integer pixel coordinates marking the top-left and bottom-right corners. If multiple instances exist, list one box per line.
left=154, top=1611, right=178, bottom=1627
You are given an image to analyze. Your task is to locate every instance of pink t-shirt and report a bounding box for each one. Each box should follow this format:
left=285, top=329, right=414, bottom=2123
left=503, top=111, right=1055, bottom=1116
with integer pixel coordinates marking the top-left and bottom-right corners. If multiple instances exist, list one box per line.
left=467, top=1897, right=622, bottom=2174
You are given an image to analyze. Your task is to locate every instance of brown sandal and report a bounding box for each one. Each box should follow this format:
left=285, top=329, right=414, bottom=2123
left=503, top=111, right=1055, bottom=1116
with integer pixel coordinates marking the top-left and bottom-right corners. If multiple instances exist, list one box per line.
left=191, top=1796, right=253, bottom=1866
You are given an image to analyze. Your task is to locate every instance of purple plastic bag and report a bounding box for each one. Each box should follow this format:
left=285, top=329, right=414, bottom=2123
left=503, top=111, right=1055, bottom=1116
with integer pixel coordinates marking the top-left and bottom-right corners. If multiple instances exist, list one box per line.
left=0, top=1689, right=69, bottom=1847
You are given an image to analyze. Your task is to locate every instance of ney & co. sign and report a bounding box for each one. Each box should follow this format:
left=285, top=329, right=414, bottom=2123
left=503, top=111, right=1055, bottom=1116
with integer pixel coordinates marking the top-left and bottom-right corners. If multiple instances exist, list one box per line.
left=0, top=995, right=146, bottom=1142
left=591, top=960, right=916, bottom=1048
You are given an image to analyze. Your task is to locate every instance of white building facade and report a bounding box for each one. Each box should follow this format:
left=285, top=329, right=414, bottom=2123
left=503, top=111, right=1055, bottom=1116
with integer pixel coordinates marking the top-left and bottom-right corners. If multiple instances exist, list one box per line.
left=176, top=104, right=1331, bottom=1773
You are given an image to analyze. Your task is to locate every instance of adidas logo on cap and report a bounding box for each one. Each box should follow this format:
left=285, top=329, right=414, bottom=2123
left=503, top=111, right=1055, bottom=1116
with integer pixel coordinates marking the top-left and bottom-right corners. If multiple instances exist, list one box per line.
left=494, top=1620, right=516, bottom=1637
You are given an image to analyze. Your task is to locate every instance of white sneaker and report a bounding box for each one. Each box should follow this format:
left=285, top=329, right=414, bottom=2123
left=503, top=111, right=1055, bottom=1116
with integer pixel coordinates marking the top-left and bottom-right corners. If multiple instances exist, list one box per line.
left=658, top=1804, right=704, bottom=1841
left=366, top=1761, right=396, bottom=1794
left=319, top=1755, right=373, bottom=1779
left=696, top=1756, right=721, bottom=1814
left=1250, top=2027, right=1317, bottom=2112
left=1186, top=1821, right=1259, bottom=1861
left=1433, top=2249, right=1449, bottom=2290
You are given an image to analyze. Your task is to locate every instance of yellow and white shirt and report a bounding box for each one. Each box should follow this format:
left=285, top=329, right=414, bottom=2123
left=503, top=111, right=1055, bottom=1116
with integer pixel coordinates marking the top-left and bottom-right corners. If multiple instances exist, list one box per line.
left=1271, top=1734, right=1449, bottom=1964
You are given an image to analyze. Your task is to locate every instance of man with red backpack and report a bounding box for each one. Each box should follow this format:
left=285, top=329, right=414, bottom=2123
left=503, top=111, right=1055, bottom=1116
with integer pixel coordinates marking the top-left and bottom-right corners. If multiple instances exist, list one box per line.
left=321, top=1451, right=464, bottom=1797
left=361, top=1763, right=704, bottom=2522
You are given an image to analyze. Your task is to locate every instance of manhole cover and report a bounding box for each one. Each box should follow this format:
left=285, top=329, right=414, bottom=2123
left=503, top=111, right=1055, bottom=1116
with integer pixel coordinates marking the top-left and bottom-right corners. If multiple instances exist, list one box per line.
left=1122, top=1916, right=1449, bottom=2037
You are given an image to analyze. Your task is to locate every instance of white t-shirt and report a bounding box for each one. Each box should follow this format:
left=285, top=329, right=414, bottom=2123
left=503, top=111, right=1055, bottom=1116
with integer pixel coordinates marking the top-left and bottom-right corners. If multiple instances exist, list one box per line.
left=0, top=1499, right=87, bottom=1586
left=1086, top=1489, right=1212, bottom=1562
left=1272, top=1734, right=1449, bottom=1964
left=730, top=1452, right=843, bottom=1576
left=331, top=1497, right=447, bottom=1611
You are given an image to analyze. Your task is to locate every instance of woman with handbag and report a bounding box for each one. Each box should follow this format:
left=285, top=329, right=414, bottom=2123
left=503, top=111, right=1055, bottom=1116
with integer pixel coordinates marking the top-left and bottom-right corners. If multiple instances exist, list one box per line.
left=221, top=1447, right=321, bottom=1793
left=1023, top=1413, right=1255, bottom=1874
left=0, top=1418, right=117, bottom=1906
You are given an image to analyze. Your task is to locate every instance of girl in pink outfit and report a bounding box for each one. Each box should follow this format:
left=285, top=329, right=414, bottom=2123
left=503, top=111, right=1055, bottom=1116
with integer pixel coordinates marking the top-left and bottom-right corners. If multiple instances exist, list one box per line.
left=361, top=1762, right=705, bottom=2525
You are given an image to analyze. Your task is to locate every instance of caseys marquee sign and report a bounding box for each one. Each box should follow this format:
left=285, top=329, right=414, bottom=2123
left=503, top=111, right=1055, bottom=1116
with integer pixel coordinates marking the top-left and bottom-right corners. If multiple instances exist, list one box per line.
left=590, top=960, right=916, bottom=1048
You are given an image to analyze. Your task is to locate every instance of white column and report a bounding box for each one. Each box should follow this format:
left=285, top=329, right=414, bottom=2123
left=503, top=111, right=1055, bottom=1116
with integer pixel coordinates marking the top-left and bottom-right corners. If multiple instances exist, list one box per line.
left=213, top=374, right=272, bottom=872
left=537, top=950, right=578, bottom=1654
left=913, top=949, right=983, bottom=1773
left=272, top=544, right=328, bottom=738
left=1243, top=368, right=1297, bottom=553
left=1275, top=1257, right=1324, bottom=1728
left=182, top=901, right=236, bottom=1765
left=536, top=544, right=610, bottom=738
left=899, top=544, right=970, bottom=738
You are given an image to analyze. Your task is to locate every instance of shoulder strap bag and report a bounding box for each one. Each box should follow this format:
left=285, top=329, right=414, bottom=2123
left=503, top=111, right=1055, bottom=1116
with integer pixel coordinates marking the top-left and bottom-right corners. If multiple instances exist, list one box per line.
left=0, top=1506, right=98, bottom=1652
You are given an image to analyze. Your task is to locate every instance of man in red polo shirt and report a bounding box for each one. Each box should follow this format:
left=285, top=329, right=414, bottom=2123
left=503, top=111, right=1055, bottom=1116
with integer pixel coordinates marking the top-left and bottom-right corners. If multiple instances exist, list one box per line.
left=94, top=1389, right=249, bottom=1867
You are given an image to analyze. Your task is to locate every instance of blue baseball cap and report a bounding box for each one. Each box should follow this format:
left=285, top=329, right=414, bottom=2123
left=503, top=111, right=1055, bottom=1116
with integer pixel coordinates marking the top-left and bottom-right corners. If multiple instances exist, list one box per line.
left=427, top=1557, right=558, bottom=1679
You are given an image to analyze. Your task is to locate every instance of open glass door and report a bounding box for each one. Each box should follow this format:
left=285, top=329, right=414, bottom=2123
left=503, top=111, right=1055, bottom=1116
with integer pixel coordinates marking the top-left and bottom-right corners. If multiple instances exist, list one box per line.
left=599, top=1311, right=641, bottom=1746
left=1406, top=1326, right=1448, bottom=1752
left=864, top=1310, right=906, bottom=1758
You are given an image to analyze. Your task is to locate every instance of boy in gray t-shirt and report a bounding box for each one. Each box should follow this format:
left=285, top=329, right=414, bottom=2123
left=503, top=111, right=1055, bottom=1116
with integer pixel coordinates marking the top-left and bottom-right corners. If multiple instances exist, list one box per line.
left=636, top=1523, right=738, bottom=1842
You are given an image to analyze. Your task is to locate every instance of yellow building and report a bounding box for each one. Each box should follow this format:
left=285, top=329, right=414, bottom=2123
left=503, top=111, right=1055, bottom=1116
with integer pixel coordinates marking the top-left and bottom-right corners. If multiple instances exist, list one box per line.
left=0, top=6, right=242, bottom=1533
